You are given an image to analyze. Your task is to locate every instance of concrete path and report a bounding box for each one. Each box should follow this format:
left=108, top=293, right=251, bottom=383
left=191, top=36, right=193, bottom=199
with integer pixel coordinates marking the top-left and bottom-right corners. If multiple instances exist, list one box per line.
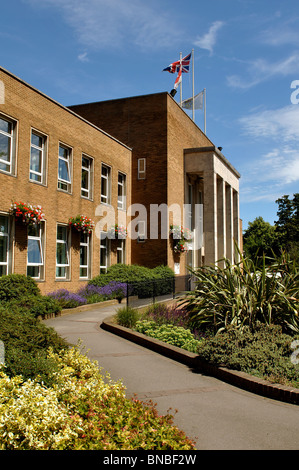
left=45, top=304, right=299, bottom=450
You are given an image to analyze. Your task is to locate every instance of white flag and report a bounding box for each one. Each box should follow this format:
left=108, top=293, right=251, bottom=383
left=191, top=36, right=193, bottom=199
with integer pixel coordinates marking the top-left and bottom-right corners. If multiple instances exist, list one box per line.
left=182, top=90, right=204, bottom=110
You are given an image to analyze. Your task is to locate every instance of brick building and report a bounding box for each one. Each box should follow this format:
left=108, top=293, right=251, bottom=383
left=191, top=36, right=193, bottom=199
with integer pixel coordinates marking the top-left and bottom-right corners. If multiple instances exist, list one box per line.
left=69, top=93, right=241, bottom=275
left=0, top=66, right=241, bottom=294
left=0, top=67, right=131, bottom=295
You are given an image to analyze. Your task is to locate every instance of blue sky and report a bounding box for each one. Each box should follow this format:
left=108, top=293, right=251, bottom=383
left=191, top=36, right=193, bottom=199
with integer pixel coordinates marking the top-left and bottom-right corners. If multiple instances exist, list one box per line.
left=1, top=0, right=299, bottom=230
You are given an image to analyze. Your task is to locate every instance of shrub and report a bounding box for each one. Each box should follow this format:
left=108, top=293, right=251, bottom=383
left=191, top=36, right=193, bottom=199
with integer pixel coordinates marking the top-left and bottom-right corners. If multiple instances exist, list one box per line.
left=135, top=320, right=201, bottom=353
left=197, top=324, right=299, bottom=387
left=7, top=295, right=61, bottom=319
left=47, top=289, right=87, bottom=309
left=89, top=264, right=174, bottom=299
left=0, top=346, right=196, bottom=450
left=0, top=305, right=68, bottom=386
left=182, top=251, right=299, bottom=335
left=0, top=274, right=40, bottom=301
left=116, top=306, right=140, bottom=328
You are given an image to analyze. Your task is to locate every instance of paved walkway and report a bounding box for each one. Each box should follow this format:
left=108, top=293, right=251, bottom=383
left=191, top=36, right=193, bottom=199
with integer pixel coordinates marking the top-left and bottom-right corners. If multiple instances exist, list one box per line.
left=45, top=304, right=299, bottom=450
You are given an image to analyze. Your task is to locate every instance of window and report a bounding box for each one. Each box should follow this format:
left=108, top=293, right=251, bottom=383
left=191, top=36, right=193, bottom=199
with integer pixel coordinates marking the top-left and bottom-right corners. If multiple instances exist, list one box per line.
left=101, top=164, right=111, bottom=204
left=80, top=232, right=91, bottom=279
left=56, top=225, right=70, bottom=279
left=81, top=155, right=93, bottom=199
left=100, top=232, right=110, bottom=273
left=27, top=224, right=44, bottom=279
left=137, top=221, right=146, bottom=243
left=118, top=172, right=126, bottom=210
left=0, top=115, right=16, bottom=175
left=30, top=130, right=47, bottom=184
left=117, top=239, right=125, bottom=264
left=0, top=215, right=10, bottom=276
left=137, top=158, right=146, bottom=180
left=58, top=144, right=72, bottom=192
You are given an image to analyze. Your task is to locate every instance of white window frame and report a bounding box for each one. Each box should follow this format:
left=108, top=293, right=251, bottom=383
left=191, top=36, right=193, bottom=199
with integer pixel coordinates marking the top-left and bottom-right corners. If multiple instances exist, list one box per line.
left=137, top=158, right=146, bottom=180
left=56, top=224, right=70, bottom=279
left=0, top=114, right=16, bottom=176
left=58, top=143, right=72, bottom=192
left=30, top=129, right=47, bottom=184
left=101, top=163, right=111, bottom=204
left=81, top=154, right=93, bottom=199
left=27, top=223, right=44, bottom=280
left=117, top=172, right=126, bottom=210
left=0, top=214, right=10, bottom=276
left=117, top=239, right=125, bottom=264
left=80, top=232, right=91, bottom=279
left=137, top=221, right=146, bottom=243
left=100, top=232, right=110, bottom=273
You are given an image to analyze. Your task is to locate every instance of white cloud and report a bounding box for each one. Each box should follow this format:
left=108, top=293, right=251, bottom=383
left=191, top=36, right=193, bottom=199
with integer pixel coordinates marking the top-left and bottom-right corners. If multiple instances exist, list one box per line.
left=239, top=105, right=299, bottom=141
left=194, top=21, right=224, bottom=54
left=78, top=52, right=89, bottom=62
left=227, top=53, right=299, bottom=89
left=25, top=0, right=180, bottom=50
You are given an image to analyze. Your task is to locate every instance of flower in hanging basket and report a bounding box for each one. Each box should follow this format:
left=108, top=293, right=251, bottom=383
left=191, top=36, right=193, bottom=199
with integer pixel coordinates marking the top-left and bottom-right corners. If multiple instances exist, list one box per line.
left=108, top=224, right=127, bottom=240
left=173, top=239, right=189, bottom=253
left=11, top=202, right=44, bottom=226
left=68, top=215, right=94, bottom=234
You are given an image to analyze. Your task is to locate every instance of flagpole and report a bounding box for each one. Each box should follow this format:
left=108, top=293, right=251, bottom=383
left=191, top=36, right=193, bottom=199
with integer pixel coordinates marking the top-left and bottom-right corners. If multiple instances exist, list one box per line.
left=192, top=48, right=195, bottom=121
left=180, top=52, right=182, bottom=107
left=204, top=88, right=206, bottom=134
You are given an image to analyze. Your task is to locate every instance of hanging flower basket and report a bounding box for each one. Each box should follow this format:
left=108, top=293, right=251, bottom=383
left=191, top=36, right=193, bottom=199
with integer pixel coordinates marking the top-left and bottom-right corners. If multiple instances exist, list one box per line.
left=169, top=225, right=192, bottom=254
left=10, top=202, right=44, bottom=226
left=108, top=224, right=127, bottom=240
left=68, top=215, right=94, bottom=234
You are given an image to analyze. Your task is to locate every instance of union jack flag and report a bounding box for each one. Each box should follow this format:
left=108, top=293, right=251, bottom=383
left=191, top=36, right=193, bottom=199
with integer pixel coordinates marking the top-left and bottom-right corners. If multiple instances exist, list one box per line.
left=163, top=52, right=191, bottom=74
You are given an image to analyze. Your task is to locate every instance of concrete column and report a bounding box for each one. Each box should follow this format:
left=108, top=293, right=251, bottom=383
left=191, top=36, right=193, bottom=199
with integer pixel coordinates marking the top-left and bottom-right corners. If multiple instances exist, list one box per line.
left=225, top=184, right=233, bottom=262
left=233, top=189, right=240, bottom=262
left=217, top=176, right=226, bottom=266
left=203, top=171, right=217, bottom=265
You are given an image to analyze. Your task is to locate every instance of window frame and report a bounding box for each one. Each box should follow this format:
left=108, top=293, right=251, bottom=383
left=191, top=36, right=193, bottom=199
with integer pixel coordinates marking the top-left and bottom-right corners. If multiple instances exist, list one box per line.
left=27, top=223, right=45, bottom=280
left=56, top=224, right=70, bottom=279
left=101, top=163, right=111, bottom=205
left=29, top=129, right=47, bottom=185
left=117, top=172, right=126, bottom=210
left=100, top=232, right=110, bottom=274
left=117, top=239, right=126, bottom=264
left=0, top=214, right=10, bottom=276
left=0, top=114, right=17, bottom=176
left=81, top=154, right=93, bottom=200
left=79, top=232, right=91, bottom=279
left=137, top=158, right=146, bottom=180
left=58, top=143, right=72, bottom=193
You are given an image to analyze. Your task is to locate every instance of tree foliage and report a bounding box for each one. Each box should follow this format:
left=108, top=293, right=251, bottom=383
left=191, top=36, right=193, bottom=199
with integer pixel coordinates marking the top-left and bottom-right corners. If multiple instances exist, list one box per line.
left=243, top=193, right=299, bottom=261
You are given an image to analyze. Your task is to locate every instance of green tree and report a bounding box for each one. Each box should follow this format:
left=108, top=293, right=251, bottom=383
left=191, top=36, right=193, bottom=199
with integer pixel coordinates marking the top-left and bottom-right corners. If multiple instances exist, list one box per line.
left=275, top=194, right=299, bottom=250
left=243, top=216, right=280, bottom=260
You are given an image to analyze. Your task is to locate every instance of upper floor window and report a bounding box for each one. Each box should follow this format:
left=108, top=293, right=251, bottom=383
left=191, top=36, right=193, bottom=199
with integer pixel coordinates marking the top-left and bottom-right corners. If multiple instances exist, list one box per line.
left=0, top=214, right=10, bottom=276
left=0, top=115, right=16, bottom=175
left=30, top=130, right=47, bottom=184
left=58, top=144, right=72, bottom=192
left=137, top=158, right=146, bottom=180
left=81, top=155, right=93, bottom=199
left=101, top=164, right=111, bottom=204
left=118, top=172, right=126, bottom=210
left=27, top=223, right=44, bottom=280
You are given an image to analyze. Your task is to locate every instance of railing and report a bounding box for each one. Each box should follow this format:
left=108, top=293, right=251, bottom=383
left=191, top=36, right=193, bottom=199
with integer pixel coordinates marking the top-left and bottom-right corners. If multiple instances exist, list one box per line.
left=124, top=275, right=191, bottom=308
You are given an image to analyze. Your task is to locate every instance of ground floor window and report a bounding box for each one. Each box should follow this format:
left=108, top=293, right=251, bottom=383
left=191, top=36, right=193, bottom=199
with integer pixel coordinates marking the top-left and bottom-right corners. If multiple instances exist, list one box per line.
left=27, top=223, right=44, bottom=279
left=117, top=239, right=125, bottom=264
left=0, top=214, right=10, bottom=276
left=80, top=232, right=91, bottom=279
left=100, top=232, right=110, bottom=274
left=56, top=224, right=70, bottom=279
